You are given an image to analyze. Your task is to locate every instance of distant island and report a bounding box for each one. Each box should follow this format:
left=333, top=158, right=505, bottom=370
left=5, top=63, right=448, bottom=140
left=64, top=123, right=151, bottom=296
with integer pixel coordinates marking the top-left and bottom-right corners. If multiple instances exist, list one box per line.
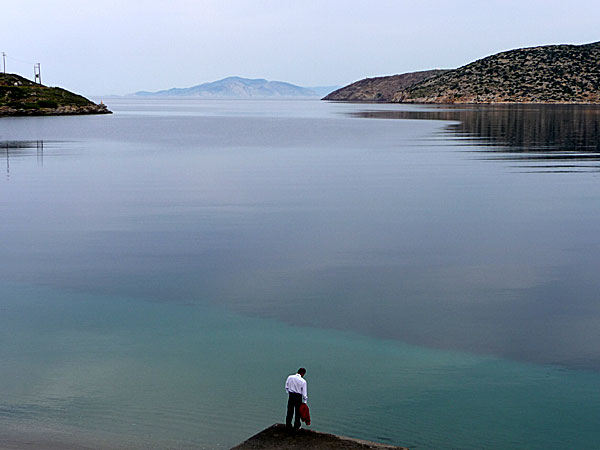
left=133, top=76, right=338, bottom=99
left=0, top=73, right=111, bottom=116
left=325, top=41, right=600, bottom=104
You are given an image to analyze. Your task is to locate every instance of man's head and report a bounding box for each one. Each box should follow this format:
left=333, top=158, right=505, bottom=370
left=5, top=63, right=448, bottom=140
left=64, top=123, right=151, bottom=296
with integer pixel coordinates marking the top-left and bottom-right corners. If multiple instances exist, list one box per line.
left=297, top=368, right=306, bottom=377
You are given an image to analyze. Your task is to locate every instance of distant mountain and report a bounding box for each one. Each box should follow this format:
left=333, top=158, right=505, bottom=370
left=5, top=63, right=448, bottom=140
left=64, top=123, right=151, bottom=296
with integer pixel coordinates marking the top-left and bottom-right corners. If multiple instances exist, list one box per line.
left=134, top=77, right=339, bottom=99
left=394, top=41, right=600, bottom=103
left=323, top=70, right=447, bottom=102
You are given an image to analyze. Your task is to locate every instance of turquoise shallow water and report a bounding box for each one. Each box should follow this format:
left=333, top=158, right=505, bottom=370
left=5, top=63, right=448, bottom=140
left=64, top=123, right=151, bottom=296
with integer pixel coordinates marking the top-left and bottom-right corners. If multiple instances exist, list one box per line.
left=2, top=99, right=600, bottom=448
left=1, top=281, right=599, bottom=450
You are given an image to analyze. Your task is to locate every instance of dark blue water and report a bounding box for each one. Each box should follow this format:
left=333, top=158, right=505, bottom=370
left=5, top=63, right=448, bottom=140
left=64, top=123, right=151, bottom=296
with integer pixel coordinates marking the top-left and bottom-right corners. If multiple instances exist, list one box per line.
left=1, top=99, right=599, bottom=449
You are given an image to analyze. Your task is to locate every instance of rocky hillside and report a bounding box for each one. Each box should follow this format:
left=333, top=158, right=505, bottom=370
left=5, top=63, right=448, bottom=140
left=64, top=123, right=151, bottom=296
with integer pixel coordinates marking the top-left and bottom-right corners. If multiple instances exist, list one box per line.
left=0, top=73, right=110, bottom=116
left=323, top=70, right=447, bottom=101
left=394, top=41, right=600, bottom=103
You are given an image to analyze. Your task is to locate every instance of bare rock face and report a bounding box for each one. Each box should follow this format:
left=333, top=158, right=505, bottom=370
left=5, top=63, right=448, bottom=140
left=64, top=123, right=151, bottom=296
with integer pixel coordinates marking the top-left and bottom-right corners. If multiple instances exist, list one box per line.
left=323, top=70, right=447, bottom=102
left=231, top=424, right=409, bottom=450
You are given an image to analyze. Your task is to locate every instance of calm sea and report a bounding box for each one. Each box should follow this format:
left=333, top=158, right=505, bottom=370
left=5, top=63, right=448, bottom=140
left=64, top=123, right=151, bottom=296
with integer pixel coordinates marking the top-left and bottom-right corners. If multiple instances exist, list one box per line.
left=1, top=99, right=599, bottom=449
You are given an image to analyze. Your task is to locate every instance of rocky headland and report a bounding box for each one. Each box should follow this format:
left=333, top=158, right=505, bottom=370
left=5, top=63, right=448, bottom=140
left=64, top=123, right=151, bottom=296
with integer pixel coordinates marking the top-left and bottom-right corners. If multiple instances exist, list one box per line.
left=325, top=41, right=600, bottom=104
left=231, top=424, right=408, bottom=450
left=323, top=70, right=447, bottom=102
left=0, top=73, right=111, bottom=116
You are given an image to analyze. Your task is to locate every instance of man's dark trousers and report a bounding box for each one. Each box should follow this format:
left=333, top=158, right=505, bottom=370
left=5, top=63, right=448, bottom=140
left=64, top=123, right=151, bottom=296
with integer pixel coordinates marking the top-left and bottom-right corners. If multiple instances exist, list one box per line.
left=286, top=392, right=302, bottom=429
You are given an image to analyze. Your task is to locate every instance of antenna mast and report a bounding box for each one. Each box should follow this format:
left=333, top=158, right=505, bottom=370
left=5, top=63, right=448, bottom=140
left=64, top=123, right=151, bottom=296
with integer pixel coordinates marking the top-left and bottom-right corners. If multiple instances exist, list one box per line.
left=34, top=63, right=42, bottom=84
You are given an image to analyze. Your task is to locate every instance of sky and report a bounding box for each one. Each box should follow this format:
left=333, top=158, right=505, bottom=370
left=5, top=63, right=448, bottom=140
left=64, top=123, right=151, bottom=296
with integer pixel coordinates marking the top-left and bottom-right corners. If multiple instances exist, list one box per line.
left=3, top=0, right=599, bottom=96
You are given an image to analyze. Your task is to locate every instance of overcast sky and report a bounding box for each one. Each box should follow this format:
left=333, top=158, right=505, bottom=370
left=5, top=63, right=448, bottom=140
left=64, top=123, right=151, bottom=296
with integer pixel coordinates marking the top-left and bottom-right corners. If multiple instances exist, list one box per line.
left=3, top=1, right=599, bottom=96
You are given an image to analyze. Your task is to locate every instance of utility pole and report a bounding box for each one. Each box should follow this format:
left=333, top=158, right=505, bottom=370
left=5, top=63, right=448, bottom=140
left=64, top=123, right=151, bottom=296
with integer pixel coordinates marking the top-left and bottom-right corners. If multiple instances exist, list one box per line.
left=2, top=52, right=6, bottom=74
left=34, top=63, right=42, bottom=84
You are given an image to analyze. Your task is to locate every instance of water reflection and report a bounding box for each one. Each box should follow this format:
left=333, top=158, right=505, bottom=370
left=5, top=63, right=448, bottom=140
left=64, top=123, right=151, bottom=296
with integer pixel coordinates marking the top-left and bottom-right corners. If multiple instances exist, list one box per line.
left=2, top=102, right=600, bottom=372
left=352, top=105, right=600, bottom=172
left=1, top=140, right=45, bottom=176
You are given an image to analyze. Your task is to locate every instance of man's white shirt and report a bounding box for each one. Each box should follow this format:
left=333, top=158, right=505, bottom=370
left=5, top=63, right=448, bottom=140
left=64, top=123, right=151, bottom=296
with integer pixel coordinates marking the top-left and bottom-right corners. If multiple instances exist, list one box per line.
left=285, top=373, right=308, bottom=403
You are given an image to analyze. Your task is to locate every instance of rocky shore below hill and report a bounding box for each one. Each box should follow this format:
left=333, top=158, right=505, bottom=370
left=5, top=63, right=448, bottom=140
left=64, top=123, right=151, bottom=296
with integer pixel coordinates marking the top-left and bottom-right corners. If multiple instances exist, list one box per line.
left=0, top=103, right=110, bottom=116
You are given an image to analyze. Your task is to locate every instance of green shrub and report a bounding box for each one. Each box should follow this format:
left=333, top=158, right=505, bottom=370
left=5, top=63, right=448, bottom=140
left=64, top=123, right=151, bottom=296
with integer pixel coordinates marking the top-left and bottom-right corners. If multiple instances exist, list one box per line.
left=37, top=99, right=58, bottom=108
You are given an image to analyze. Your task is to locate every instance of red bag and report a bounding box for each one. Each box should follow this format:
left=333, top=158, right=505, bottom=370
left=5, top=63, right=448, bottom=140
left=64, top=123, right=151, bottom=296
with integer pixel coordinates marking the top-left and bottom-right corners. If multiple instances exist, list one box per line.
left=299, top=403, right=311, bottom=426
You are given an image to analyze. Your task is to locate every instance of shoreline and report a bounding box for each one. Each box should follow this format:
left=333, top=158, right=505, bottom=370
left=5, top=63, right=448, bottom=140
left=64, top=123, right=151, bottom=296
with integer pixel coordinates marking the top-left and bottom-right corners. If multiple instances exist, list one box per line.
left=0, top=104, right=112, bottom=117
left=322, top=99, right=600, bottom=105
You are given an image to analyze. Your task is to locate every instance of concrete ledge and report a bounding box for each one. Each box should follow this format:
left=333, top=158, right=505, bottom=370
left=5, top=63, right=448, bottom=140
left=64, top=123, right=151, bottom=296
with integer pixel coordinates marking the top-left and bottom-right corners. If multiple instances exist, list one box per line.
left=231, top=423, right=408, bottom=450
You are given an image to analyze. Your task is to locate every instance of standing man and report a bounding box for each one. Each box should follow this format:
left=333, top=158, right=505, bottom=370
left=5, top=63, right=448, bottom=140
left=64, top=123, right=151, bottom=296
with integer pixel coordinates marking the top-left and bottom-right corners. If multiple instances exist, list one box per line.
left=285, top=368, right=307, bottom=430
